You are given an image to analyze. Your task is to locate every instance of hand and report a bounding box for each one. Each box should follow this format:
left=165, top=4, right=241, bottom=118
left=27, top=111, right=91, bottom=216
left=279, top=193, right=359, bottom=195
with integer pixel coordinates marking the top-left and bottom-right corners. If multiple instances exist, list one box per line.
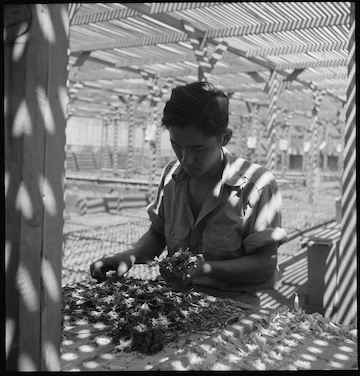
left=159, top=260, right=205, bottom=286
left=159, top=265, right=187, bottom=285
left=90, top=253, right=135, bottom=282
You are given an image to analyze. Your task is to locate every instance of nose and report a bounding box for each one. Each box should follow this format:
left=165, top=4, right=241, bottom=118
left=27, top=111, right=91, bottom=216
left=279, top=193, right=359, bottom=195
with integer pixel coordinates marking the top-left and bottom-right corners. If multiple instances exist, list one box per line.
left=180, top=148, right=194, bottom=166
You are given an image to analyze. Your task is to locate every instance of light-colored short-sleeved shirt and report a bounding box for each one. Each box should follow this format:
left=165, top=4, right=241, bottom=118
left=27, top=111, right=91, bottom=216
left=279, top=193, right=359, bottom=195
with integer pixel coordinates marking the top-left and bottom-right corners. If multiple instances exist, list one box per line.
left=147, top=147, right=286, bottom=297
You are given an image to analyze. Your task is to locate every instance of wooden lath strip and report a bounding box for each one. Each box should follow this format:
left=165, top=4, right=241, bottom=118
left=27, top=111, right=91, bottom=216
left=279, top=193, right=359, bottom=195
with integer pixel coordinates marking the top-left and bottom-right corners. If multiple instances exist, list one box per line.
left=71, top=7, right=141, bottom=26
left=70, top=32, right=187, bottom=53
left=71, top=23, right=349, bottom=55
left=150, top=2, right=222, bottom=14
left=72, top=63, right=268, bottom=83
left=72, top=51, right=347, bottom=76
left=245, top=38, right=347, bottom=58
left=71, top=2, right=223, bottom=26
left=71, top=56, right=347, bottom=90
left=71, top=21, right=347, bottom=57
left=276, top=57, right=347, bottom=70
left=206, top=13, right=349, bottom=39
left=69, top=3, right=83, bottom=23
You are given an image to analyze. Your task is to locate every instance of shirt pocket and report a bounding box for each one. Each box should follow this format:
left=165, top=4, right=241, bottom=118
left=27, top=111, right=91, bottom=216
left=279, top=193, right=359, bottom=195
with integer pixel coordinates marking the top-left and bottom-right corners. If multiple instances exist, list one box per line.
left=202, top=225, right=242, bottom=260
left=164, top=223, right=190, bottom=256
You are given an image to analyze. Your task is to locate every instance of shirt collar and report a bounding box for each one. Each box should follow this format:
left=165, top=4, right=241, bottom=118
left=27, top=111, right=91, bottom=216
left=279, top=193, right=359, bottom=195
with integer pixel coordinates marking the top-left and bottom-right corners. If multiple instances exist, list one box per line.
left=221, top=147, right=250, bottom=187
left=171, top=147, right=250, bottom=187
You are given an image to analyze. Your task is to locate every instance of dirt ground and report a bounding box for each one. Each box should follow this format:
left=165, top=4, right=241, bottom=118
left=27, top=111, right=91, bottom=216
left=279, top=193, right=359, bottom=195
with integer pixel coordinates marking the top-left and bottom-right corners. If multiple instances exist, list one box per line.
left=280, top=180, right=340, bottom=233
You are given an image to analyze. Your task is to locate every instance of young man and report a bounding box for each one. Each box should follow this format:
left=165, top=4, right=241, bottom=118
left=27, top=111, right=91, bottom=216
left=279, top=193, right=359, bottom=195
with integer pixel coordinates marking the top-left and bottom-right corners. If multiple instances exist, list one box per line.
left=90, top=82, right=287, bottom=307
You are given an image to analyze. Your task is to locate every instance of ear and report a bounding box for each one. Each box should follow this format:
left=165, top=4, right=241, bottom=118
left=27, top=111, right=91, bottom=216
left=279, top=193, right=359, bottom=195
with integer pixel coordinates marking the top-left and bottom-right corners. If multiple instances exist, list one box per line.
left=221, top=128, right=233, bottom=146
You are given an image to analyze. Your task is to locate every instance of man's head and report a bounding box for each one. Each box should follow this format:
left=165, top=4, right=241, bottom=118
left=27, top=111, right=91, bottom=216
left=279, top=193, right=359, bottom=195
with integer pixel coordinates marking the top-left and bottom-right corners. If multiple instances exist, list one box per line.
left=162, top=81, right=229, bottom=137
left=162, top=82, right=232, bottom=178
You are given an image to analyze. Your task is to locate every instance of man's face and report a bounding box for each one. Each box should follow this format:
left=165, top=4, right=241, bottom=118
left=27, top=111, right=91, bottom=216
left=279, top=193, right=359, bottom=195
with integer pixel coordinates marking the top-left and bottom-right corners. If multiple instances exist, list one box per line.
left=168, top=126, right=223, bottom=178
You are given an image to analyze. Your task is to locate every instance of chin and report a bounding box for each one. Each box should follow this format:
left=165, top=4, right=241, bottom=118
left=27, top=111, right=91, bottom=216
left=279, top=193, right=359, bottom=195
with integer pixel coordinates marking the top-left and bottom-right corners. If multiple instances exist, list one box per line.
left=186, top=168, right=203, bottom=177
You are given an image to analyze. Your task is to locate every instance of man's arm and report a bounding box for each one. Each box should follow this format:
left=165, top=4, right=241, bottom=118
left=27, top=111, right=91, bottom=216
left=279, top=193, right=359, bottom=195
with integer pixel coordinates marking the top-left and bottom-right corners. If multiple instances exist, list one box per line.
left=90, top=223, right=166, bottom=281
left=132, top=223, right=166, bottom=263
left=192, top=242, right=277, bottom=283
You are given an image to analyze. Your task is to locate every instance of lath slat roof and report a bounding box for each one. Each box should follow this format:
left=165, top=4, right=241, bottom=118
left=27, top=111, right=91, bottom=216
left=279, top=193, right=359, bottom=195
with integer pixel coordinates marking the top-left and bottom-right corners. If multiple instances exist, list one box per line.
left=68, top=2, right=351, bottom=118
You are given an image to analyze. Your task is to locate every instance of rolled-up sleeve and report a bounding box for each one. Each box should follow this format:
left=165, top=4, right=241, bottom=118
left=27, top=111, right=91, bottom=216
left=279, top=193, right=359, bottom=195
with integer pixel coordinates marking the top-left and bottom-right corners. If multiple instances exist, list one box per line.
left=146, top=160, right=179, bottom=235
left=147, top=183, right=165, bottom=235
left=240, top=183, right=287, bottom=254
left=245, top=184, right=283, bottom=234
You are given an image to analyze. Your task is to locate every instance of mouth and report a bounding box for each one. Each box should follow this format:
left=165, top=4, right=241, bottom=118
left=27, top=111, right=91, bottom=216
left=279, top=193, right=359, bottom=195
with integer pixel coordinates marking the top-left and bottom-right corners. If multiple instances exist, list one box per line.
left=183, top=165, right=200, bottom=175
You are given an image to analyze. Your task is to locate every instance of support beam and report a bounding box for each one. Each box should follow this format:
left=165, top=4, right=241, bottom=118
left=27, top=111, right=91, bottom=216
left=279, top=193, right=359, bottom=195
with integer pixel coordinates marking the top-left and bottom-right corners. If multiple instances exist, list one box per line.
left=71, top=3, right=222, bottom=26
left=73, top=51, right=91, bottom=67
left=265, top=71, right=283, bottom=172
left=5, top=4, right=68, bottom=371
left=285, top=68, right=305, bottom=82
left=247, top=72, right=267, bottom=84
left=336, top=2, right=357, bottom=325
left=182, top=21, right=228, bottom=81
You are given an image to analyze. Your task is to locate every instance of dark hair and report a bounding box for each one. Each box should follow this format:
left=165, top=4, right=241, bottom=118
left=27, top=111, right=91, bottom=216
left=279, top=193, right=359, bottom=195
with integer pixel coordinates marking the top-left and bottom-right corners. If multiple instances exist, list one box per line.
left=161, top=81, right=229, bottom=137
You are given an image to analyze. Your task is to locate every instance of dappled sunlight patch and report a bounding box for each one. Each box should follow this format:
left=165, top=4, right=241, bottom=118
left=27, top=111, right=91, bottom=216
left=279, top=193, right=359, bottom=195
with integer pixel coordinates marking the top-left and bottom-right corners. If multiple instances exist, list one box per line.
left=18, top=353, right=37, bottom=371
left=15, top=182, right=33, bottom=219
left=161, top=305, right=357, bottom=371
left=83, top=360, right=100, bottom=369
left=307, top=346, right=323, bottom=354
left=333, top=352, right=350, bottom=361
left=99, top=352, right=114, bottom=361
left=78, top=344, right=95, bottom=353
left=41, top=258, right=60, bottom=302
left=61, top=352, right=78, bottom=361
left=16, top=263, right=39, bottom=312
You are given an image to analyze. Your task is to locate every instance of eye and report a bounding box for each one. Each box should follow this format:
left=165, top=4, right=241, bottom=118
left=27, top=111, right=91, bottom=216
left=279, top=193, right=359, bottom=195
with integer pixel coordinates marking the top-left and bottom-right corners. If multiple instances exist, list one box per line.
left=171, top=142, right=181, bottom=149
left=192, top=146, right=205, bottom=151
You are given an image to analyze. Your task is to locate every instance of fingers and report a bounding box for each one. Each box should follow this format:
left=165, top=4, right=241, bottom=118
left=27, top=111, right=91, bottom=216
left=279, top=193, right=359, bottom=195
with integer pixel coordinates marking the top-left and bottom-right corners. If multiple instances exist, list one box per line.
left=116, top=261, right=131, bottom=277
left=90, top=256, right=132, bottom=283
left=90, top=259, right=107, bottom=282
left=160, top=267, right=188, bottom=285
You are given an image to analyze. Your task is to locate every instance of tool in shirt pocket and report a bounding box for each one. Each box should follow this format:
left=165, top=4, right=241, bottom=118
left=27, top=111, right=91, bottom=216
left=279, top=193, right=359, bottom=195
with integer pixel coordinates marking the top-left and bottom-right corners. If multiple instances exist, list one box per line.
left=235, top=181, right=258, bottom=217
left=235, top=186, right=250, bottom=216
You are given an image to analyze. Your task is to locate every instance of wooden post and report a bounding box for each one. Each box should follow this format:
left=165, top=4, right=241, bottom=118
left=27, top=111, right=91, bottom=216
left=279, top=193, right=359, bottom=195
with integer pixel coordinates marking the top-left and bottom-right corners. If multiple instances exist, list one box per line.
left=111, top=106, right=120, bottom=174
left=141, top=73, right=174, bottom=201
left=100, top=115, right=107, bottom=171
left=306, top=87, right=326, bottom=203
left=239, top=115, right=248, bottom=158
left=335, top=1, right=357, bottom=325
left=5, top=4, right=68, bottom=371
left=280, top=110, right=291, bottom=177
left=265, top=71, right=283, bottom=172
left=125, top=95, right=146, bottom=178
left=321, top=120, right=330, bottom=171
left=252, top=104, right=260, bottom=163
left=149, top=106, right=159, bottom=202
left=104, top=116, right=112, bottom=170
left=126, top=96, right=136, bottom=178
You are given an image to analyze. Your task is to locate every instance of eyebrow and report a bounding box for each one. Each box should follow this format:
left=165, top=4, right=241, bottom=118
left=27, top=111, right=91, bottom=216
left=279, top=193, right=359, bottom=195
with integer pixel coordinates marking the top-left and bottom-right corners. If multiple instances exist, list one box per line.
left=170, top=139, right=205, bottom=148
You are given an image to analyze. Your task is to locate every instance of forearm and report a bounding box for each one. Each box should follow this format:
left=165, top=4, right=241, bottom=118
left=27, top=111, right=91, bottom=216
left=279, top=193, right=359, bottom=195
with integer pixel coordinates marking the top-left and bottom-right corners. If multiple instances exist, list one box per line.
left=131, top=223, right=166, bottom=263
left=111, top=224, right=166, bottom=264
left=201, top=243, right=277, bottom=283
